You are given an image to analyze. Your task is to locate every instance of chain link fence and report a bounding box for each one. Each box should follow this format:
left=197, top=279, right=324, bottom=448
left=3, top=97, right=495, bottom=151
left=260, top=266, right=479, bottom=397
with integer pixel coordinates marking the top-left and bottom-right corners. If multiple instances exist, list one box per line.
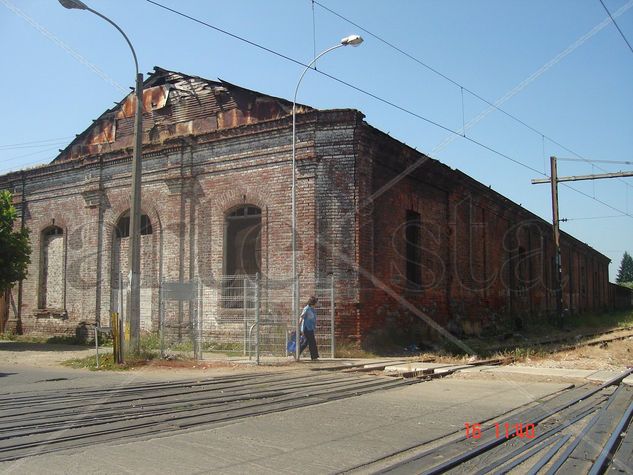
left=155, top=274, right=335, bottom=363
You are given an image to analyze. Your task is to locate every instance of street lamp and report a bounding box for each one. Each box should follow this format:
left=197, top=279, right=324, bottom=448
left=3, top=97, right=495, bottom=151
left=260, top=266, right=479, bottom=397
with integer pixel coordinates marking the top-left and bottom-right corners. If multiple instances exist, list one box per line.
left=292, top=34, right=363, bottom=360
left=59, top=0, right=143, bottom=355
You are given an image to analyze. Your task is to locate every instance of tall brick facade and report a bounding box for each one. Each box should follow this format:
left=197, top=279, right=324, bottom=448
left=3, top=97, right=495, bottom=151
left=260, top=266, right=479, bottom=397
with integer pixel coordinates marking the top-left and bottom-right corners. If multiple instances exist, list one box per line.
left=0, top=67, right=612, bottom=342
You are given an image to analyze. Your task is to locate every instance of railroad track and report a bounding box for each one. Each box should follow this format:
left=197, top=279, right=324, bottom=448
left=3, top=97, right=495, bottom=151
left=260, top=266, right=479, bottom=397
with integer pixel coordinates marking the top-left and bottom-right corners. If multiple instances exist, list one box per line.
left=345, top=368, right=633, bottom=474
left=0, top=371, right=415, bottom=462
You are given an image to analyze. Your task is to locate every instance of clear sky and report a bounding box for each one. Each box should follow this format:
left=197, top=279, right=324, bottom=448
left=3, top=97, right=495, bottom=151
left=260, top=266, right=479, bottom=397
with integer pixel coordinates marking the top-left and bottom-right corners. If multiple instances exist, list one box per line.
left=1, top=0, right=632, bottom=281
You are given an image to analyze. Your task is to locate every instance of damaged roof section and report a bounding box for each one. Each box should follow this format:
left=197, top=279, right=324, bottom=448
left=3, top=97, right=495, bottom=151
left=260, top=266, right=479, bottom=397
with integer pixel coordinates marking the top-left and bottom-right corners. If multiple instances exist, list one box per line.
left=53, top=66, right=312, bottom=163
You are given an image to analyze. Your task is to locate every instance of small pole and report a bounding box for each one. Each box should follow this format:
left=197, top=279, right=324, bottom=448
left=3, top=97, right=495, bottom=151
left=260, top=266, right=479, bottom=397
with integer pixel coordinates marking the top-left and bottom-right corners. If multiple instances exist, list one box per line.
left=118, top=272, right=124, bottom=364
left=255, top=273, right=261, bottom=366
left=330, top=274, right=335, bottom=359
left=197, top=278, right=203, bottom=360
left=295, top=278, right=301, bottom=361
left=243, top=276, right=247, bottom=356
left=159, top=279, right=164, bottom=359
left=95, top=327, right=99, bottom=369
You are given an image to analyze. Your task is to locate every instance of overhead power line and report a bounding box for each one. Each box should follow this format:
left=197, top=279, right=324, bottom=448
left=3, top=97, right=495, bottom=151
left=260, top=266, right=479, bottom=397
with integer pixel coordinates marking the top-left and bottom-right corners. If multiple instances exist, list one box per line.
left=313, top=0, right=633, bottom=193
left=599, top=0, right=633, bottom=56
left=145, top=0, right=547, bottom=179
left=144, top=0, right=633, bottom=221
left=0, top=136, right=72, bottom=150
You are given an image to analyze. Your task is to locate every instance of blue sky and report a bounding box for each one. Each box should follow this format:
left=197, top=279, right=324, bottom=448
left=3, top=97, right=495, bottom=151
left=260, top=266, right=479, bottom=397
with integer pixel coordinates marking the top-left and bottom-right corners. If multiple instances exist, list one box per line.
left=1, top=0, right=632, bottom=281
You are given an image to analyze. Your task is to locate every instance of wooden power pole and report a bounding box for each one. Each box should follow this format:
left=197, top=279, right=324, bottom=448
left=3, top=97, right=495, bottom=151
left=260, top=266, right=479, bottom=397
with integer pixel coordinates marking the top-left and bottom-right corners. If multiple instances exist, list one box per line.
left=532, top=156, right=633, bottom=326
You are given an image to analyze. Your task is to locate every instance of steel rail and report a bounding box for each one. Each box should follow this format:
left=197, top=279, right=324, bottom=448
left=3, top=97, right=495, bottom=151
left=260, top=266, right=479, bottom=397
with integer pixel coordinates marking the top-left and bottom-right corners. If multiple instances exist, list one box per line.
left=0, top=375, right=413, bottom=461
left=0, top=375, right=374, bottom=437
left=544, top=385, right=628, bottom=475
left=472, top=403, right=602, bottom=474
left=0, top=372, right=352, bottom=422
left=492, top=434, right=567, bottom=474
left=525, top=434, right=571, bottom=475
left=0, top=379, right=412, bottom=462
left=373, top=368, right=633, bottom=474
left=588, top=400, right=633, bottom=475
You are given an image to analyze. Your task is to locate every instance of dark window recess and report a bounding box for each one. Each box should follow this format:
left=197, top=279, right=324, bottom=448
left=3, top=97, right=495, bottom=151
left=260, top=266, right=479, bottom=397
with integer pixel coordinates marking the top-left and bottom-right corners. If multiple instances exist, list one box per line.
left=225, top=206, right=262, bottom=275
left=405, top=210, right=422, bottom=287
left=228, top=206, right=261, bottom=218
left=116, top=214, right=153, bottom=238
left=44, top=227, right=63, bottom=237
left=223, top=205, right=262, bottom=309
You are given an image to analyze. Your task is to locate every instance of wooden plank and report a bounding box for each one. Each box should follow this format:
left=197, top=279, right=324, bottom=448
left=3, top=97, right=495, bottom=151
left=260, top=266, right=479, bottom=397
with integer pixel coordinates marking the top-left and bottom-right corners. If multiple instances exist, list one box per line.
left=557, top=386, right=633, bottom=473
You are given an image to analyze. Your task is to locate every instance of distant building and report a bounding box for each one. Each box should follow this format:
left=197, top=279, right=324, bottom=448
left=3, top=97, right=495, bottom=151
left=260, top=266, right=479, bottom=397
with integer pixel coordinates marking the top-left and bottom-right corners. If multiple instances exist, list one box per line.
left=0, top=67, right=613, bottom=343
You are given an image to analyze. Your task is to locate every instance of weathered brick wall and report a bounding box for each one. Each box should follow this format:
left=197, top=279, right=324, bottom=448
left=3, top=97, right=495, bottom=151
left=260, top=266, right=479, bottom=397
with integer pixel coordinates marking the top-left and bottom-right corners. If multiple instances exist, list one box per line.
left=313, top=110, right=363, bottom=340
left=0, top=101, right=612, bottom=344
left=356, top=123, right=611, bottom=342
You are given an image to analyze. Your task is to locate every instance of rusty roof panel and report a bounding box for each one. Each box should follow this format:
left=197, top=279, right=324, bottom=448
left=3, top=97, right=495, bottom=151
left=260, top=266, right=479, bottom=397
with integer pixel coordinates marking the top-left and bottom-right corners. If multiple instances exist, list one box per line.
left=85, top=119, right=115, bottom=145
left=50, top=67, right=314, bottom=163
left=116, top=85, right=170, bottom=119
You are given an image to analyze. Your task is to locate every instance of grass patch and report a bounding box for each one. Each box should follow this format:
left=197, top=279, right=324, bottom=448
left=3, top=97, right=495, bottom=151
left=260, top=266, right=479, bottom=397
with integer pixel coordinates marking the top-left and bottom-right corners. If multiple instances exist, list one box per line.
left=335, top=341, right=378, bottom=359
left=202, top=341, right=243, bottom=355
left=46, top=335, right=91, bottom=346
left=62, top=350, right=161, bottom=371
left=565, top=309, right=633, bottom=330
left=442, top=309, right=633, bottom=358
left=1, top=333, right=93, bottom=346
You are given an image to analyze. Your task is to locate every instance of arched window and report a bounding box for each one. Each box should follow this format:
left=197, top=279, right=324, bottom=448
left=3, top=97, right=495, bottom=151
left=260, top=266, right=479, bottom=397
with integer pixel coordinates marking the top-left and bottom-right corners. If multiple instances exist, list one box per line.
left=222, top=205, right=261, bottom=309
left=40, top=226, right=64, bottom=309
left=225, top=206, right=261, bottom=276
left=115, top=212, right=153, bottom=238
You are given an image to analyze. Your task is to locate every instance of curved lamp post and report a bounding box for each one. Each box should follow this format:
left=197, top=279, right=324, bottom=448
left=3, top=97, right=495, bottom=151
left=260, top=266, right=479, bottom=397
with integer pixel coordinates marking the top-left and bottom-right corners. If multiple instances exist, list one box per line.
left=59, top=0, right=143, bottom=356
left=292, top=34, right=363, bottom=360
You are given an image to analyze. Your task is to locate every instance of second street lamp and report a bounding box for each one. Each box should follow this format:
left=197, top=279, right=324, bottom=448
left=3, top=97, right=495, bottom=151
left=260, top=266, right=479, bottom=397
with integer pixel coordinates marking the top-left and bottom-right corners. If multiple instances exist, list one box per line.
left=59, top=0, right=143, bottom=356
left=292, top=34, right=363, bottom=360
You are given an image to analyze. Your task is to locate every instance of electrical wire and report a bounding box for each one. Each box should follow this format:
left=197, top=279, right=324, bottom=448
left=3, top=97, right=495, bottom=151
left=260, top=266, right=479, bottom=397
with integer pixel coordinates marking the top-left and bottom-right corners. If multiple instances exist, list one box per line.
left=599, top=0, right=633, bottom=55
left=0, top=137, right=72, bottom=150
left=145, top=0, right=545, bottom=180
left=314, top=0, right=633, bottom=193
left=144, top=0, right=633, bottom=221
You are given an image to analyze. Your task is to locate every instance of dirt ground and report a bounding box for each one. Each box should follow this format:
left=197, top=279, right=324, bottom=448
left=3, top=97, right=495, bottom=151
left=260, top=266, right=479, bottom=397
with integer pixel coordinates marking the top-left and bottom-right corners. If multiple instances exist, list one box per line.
left=0, top=340, right=290, bottom=376
left=2, top=335, right=632, bottom=374
left=524, top=336, right=633, bottom=371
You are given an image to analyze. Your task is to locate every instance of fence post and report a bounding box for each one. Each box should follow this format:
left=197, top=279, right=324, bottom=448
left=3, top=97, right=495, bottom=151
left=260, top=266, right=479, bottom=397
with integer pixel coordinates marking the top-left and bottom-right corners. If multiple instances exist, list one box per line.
left=255, top=273, right=261, bottom=365
left=243, top=276, right=247, bottom=356
left=159, top=278, right=165, bottom=359
left=191, top=279, right=197, bottom=360
left=330, top=273, right=335, bottom=359
left=118, top=272, right=125, bottom=364
left=95, top=327, right=99, bottom=369
left=197, top=278, right=203, bottom=361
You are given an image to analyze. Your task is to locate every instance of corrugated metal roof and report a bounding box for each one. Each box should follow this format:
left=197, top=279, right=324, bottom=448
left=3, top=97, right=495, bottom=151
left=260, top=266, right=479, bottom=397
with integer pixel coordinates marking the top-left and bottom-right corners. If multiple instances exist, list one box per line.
left=51, top=67, right=313, bottom=163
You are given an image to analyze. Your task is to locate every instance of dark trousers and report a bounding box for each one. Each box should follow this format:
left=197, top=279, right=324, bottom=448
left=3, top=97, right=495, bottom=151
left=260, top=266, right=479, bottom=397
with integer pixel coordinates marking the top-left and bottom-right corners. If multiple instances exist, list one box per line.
left=300, top=330, right=319, bottom=360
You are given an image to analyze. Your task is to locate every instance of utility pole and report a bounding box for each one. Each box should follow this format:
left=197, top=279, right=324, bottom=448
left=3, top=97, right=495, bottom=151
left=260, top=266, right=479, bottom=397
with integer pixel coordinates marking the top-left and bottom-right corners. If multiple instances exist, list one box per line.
left=532, top=157, right=633, bottom=327
left=550, top=156, right=563, bottom=327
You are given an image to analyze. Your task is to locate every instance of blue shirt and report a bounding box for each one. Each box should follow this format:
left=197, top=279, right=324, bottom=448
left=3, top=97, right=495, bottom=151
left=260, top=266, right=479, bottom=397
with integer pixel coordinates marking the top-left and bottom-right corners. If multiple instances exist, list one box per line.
left=301, top=305, right=317, bottom=332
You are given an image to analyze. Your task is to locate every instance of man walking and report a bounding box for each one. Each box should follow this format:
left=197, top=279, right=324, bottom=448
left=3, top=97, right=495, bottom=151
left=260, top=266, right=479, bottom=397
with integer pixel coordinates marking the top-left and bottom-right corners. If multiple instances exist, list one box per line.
left=299, top=296, right=319, bottom=360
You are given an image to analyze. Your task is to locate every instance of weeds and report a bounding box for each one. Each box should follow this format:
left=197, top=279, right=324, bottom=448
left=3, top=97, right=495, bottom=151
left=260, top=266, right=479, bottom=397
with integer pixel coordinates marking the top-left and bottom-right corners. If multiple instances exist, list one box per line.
left=62, top=350, right=160, bottom=371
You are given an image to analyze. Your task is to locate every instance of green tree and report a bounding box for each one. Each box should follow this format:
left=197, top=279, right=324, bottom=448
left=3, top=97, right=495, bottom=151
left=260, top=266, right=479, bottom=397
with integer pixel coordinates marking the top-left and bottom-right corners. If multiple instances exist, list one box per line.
left=616, top=251, right=633, bottom=285
left=0, top=191, right=31, bottom=292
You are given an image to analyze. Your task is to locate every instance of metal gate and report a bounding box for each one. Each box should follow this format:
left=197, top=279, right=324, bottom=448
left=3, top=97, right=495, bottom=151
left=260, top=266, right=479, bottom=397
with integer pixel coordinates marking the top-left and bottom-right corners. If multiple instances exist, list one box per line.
left=197, top=274, right=336, bottom=363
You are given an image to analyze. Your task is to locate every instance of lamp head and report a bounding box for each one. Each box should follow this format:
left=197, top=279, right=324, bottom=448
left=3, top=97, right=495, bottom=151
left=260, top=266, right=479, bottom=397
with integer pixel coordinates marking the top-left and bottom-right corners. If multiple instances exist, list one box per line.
left=340, top=34, right=364, bottom=47
left=58, top=0, right=88, bottom=10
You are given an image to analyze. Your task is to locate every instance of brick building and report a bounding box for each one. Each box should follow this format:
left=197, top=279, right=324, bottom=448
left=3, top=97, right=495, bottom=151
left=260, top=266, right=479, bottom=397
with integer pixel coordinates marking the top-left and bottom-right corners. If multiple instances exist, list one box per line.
left=0, top=67, right=612, bottom=343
